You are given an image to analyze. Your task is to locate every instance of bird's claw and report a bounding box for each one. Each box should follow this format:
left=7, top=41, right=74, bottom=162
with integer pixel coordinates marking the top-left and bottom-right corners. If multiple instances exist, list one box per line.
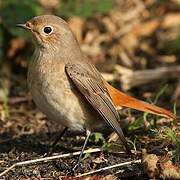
left=72, top=163, right=79, bottom=172
left=66, top=162, right=81, bottom=176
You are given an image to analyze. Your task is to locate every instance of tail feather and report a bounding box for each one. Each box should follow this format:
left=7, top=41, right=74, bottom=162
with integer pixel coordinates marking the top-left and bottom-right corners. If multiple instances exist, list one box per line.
left=106, top=83, right=176, bottom=119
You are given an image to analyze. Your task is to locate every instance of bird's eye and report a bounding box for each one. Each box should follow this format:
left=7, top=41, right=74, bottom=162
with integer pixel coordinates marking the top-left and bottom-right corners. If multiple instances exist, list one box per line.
left=43, top=26, right=53, bottom=34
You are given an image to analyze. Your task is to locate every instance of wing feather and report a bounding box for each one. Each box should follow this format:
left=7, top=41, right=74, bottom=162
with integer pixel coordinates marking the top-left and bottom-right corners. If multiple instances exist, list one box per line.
left=65, top=62, right=130, bottom=152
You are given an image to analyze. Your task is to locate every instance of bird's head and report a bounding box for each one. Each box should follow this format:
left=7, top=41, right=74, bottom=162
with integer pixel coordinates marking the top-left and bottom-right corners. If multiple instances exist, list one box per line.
left=17, top=15, right=77, bottom=51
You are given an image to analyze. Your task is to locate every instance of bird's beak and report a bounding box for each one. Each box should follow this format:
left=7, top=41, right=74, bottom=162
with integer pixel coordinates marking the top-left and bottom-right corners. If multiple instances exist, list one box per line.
left=16, top=23, right=31, bottom=30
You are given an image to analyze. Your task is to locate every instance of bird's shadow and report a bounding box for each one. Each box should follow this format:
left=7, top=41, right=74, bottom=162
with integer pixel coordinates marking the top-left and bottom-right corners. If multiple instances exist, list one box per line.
left=0, top=127, right=113, bottom=155
left=0, top=131, right=85, bottom=155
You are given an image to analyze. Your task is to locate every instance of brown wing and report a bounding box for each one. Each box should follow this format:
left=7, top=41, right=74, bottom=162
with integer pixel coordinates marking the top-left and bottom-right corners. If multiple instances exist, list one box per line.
left=65, top=62, right=130, bottom=152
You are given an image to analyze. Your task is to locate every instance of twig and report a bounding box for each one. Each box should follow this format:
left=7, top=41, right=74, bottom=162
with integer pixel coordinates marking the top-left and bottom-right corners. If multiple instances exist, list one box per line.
left=114, top=20, right=139, bottom=39
left=119, top=66, right=180, bottom=90
left=101, top=73, right=115, bottom=82
left=171, top=78, right=180, bottom=103
left=0, top=148, right=101, bottom=177
left=0, top=96, right=27, bottom=104
left=119, top=50, right=133, bottom=68
left=76, top=159, right=141, bottom=177
left=102, top=65, right=180, bottom=90
left=123, top=0, right=146, bottom=21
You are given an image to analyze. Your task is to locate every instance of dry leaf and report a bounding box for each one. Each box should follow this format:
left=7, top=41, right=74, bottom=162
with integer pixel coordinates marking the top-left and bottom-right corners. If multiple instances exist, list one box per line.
left=132, top=20, right=160, bottom=37
left=162, top=13, right=180, bottom=28
left=108, top=132, right=119, bottom=143
left=7, top=38, right=25, bottom=58
left=142, top=149, right=159, bottom=179
left=142, top=149, right=180, bottom=179
left=38, top=0, right=59, bottom=9
left=160, top=160, right=180, bottom=179
left=68, top=16, right=84, bottom=43
left=102, top=16, right=117, bottom=36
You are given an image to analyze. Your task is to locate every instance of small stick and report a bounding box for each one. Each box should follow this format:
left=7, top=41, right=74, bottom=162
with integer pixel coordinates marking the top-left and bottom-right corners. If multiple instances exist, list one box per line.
left=76, top=159, right=141, bottom=177
left=0, top=148, right=101, bottom=177
left=102, top=65, right=180, bottom=91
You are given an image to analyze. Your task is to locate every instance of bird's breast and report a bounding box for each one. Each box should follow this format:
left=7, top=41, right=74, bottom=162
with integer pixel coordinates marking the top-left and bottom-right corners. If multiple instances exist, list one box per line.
left=27, top=57, right=88, bottom=131
left=27, top=50, right=105, bottom=131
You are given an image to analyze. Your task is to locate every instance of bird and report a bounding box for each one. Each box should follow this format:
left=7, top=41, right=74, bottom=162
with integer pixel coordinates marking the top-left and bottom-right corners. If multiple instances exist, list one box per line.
left=17, top=15, right=176, bottom=170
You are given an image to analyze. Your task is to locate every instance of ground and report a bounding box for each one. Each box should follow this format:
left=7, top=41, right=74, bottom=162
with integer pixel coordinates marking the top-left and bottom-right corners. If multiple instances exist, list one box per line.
left=0, top=0, right=180, bottom=179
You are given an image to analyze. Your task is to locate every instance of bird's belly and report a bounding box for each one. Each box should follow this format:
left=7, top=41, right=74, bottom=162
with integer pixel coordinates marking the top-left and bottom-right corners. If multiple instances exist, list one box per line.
left=28, top=69, right=103, bottom=131
left=32, top=82, right=86, bottom=130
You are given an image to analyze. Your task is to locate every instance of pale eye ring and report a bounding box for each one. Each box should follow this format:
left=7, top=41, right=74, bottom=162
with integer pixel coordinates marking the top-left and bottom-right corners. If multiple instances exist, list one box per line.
left=43, top=26, right=53, bottom=34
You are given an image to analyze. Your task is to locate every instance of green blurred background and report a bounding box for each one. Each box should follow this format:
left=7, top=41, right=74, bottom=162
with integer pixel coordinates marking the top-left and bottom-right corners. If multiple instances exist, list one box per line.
left=0, top=0, right=114, bottom=62
left=0, top=0, right=179, bottom=107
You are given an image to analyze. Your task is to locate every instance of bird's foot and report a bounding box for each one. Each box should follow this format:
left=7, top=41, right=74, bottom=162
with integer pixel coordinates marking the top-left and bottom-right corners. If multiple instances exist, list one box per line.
left=66, top=162, right=82, bottom=176
left=43, top=153, right=48, bottom=158
left=72, top=163, right=80, bottom=172
left=43, top=148, right=53, bottom=157
left=43, top=144, right=56, bottom=157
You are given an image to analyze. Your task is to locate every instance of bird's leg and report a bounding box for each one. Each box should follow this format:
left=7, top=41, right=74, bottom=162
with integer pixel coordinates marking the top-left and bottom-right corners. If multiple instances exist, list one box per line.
left=45, top=127, right=68, bottom=156
left=72, top=129, right=91, bottom=172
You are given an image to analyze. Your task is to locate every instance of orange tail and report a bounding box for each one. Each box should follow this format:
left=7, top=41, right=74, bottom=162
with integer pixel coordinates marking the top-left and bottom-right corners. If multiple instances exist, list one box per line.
left=106, top=83, right=176, bottom=119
